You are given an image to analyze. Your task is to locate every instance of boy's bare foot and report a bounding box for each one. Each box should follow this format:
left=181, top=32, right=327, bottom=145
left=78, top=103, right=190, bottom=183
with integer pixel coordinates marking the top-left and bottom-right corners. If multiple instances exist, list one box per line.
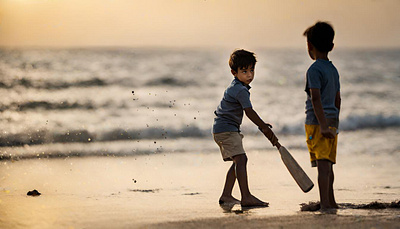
left=330, top=202, right=339, bottom=209
left=301, top=201, right=339, bottom=212
left=320, top=201, right=339, bottom=210
left=241, top=195, right=269, bottom=207
left=300, top=201, right=321, bottom=211
left=219, top=196, right=240, bottom=205
left=320, top=203, right=339, bottom=212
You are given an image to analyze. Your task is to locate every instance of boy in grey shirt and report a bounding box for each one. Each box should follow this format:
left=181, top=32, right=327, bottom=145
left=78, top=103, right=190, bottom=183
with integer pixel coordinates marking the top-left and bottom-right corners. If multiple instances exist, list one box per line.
left=213, top=49, right=278, bottom=207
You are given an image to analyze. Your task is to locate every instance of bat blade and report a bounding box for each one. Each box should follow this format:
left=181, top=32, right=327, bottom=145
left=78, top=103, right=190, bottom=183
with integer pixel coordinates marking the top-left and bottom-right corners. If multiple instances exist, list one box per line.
left=279, top=146, right=314, bottom=193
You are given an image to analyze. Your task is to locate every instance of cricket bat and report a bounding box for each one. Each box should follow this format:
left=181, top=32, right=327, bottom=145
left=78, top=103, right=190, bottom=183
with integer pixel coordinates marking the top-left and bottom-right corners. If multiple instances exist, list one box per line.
left=259, top=129, right=314, bottom=192
left=277, top=145, right=314, bottom=193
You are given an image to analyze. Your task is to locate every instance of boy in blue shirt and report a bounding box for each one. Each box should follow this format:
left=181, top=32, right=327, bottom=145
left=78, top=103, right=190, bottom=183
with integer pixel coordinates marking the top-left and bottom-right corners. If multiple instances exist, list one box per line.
left=213, top=49, right=278, bottom=207
left=303, top=22, right=341, bottom=210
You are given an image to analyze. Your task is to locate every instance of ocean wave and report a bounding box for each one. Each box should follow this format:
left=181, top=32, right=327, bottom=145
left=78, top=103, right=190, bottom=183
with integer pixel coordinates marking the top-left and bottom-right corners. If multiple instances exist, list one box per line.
left=340, top=114, right=400, bottom=130
left=0, top=114, right=398, bottom=147
left=0, top=101, right=96, bottom=112
left=0, top=135, right=217, bottom=160
left=0, top=126, right=209, bottom=147
left=145, top=76, right=196, bottom=87
left=279, top=114, right=400, bottom=134
left=0, top=129, right=92, bottom=147
left=0, top=77, right=107, bottom=89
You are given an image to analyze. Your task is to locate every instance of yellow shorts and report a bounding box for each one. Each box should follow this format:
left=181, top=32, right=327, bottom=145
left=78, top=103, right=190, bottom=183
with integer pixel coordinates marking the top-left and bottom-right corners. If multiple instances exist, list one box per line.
left=305, top=124, right=338, bottom=167
left=213, top=132, right=245, bottom=161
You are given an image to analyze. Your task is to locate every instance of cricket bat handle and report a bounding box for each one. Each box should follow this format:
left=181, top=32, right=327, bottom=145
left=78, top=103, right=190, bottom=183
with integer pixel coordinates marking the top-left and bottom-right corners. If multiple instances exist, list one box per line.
left=258, top=126, right=281, bottom=148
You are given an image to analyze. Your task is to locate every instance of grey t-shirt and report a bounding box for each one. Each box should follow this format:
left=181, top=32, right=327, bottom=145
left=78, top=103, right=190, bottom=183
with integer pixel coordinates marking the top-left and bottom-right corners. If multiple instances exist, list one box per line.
left=213, top=77, right=252, bottom=133
left=305, top=59, right=340, bottom=125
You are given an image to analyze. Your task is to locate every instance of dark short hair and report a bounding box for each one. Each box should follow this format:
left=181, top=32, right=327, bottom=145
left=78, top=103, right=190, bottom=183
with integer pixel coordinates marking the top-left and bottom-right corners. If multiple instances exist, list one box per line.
left=229, top=49, right=257, bottom=72
left=304, top=21, right=335, bottom=52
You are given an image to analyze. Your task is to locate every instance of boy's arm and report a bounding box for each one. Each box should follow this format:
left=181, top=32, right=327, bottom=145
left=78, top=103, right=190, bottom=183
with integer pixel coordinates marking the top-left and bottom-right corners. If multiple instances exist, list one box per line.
left=310, top=88, right=335, bottom=139
left=335, top=91, right=341, bottom=111
left=244, top=107, right=279, bottom=146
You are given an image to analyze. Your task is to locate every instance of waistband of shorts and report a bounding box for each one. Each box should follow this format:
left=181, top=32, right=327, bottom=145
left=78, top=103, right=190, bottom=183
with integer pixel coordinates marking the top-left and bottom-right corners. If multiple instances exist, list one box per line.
left=305, top=118, right=338, bottom=128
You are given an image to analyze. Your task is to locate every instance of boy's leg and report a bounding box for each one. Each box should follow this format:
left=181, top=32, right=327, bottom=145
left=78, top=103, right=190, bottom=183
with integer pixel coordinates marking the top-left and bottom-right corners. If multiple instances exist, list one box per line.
left=328, top=164, right=338, bottom=208
left=232, top=154, right=268, bottom=207
left=317, top=160, right=337, bottom=209
left=219, top=163, right=240, bottom=204
left=233, top=154, right=250, bottom=197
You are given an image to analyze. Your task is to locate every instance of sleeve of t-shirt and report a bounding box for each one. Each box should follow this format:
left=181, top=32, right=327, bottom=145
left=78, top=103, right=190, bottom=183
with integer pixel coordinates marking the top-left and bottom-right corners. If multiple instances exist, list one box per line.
left=307, top=67, right=322, bottom=89
left=236, top=89, right=252, bottom=109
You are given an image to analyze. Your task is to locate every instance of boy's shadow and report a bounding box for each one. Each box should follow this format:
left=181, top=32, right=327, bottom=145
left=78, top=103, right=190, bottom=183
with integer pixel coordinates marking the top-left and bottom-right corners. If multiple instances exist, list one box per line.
left=219, top=203, right=268, bottom=214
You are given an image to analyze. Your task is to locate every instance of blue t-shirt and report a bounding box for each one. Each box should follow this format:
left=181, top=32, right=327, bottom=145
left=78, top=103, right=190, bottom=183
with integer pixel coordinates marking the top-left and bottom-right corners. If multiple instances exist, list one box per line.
left=213, top=77, right=252, bottom=133
left=305, top=59, right=340, bottom=125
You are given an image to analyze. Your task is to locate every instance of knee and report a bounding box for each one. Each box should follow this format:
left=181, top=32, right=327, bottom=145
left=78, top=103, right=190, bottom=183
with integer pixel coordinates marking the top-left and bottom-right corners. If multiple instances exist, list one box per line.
left=318, top=168, right=330, bottom=177
left=317, top=160, right=332, bottom=177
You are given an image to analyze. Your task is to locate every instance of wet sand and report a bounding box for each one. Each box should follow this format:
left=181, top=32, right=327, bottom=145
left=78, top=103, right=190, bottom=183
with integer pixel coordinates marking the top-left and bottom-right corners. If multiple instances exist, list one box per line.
left=145, top=214, right=400, bottom=229
left=1, top=148, right=399, bottom=228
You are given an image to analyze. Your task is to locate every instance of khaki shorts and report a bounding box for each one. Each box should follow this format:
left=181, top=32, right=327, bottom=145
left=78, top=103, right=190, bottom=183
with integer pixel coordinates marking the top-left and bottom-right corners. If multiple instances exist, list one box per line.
left=305, top=124, right=338, bottom=167
left=213, top=132, right=245, bottom=161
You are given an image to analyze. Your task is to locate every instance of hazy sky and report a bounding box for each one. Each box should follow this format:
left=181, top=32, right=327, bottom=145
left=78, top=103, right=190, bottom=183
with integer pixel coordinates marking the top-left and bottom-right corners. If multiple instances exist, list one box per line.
left=1, top=0, right=399, bottom=49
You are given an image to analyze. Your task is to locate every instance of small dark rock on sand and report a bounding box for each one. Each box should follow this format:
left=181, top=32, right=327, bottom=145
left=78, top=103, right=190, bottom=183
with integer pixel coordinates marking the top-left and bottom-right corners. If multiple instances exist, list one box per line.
left=129, top=189, right=160, bottom=193
left=27, top=190, right=41, bottom=196
left=183, top=192, right=201, bottom=196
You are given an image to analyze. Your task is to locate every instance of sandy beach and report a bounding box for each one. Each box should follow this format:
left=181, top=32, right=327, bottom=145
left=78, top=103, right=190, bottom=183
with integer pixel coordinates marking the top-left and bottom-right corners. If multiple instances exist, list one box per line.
left=145, top=214, right=400, bottom=229
left=1, top=132, right=399, bottom=229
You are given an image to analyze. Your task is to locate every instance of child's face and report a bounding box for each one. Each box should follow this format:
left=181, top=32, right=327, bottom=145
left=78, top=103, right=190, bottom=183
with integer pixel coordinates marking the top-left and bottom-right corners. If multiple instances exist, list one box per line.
left=232, top=65, right=255, bottom=85
left=307, top=41, right=316, bottom=60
